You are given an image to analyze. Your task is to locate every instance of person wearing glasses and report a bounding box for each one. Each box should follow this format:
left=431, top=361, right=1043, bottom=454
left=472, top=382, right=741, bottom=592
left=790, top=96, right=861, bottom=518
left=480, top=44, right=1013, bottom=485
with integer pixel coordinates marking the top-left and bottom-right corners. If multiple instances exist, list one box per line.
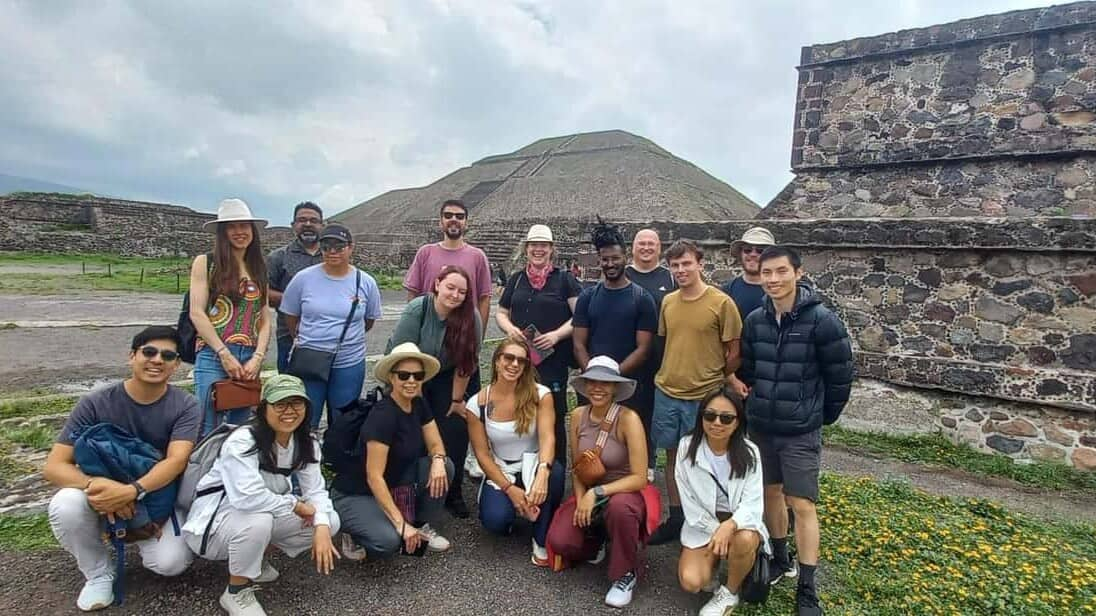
left=720, top=227, right=774, bottom=324
left=465, top=335, right=565, bottom=567
left=267, top=202, right=325, bottom=373
left=331, top=343, right=455, bottom=559
left=387, top=265, right=482, bottom=518
left=279, top=223, right=383, bottom=429
left=189, top=198, right=273, bottom=434
left=675, top=386, right=768, bottom=616
left=44, top=326, right=200, bottom=611
left=183, top=374, right=340, bottom=616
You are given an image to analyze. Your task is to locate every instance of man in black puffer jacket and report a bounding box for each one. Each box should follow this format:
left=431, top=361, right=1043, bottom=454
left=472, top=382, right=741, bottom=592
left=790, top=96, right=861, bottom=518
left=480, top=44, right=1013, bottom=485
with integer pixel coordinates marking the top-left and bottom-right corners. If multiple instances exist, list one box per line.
left=739, top=246, right=853, bottom=616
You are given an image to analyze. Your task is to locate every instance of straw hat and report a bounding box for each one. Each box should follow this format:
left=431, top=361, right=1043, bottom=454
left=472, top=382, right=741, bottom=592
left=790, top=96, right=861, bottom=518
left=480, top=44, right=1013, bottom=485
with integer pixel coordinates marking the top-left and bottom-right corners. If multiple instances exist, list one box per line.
left=570, top=356, right=637, bottom=402
left=203, top=198, right=268, bottom=231
left=730, top=227, right=775, bottom=253
left=374, top=342, right=441, bottom=383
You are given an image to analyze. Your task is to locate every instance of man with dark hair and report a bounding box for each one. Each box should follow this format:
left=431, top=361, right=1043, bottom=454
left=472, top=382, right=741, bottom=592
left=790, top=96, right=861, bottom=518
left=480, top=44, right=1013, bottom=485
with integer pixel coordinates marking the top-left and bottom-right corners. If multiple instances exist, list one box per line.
left=267, top=201, right=325, bottom=372
left=572, top=219, right=658, bottom=406
left=43, top=325, right=200, bottom=611
left=405, top=199, right=492, bottom=329
left=648, top=239, right=743, bottom=546
left=739, top=246, right=853, bottom=616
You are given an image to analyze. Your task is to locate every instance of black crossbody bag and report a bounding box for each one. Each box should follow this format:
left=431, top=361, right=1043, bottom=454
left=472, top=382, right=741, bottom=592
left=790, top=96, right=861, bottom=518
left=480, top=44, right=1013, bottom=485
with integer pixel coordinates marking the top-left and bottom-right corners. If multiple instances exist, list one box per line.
left=287, top=270, right=361, bottom=383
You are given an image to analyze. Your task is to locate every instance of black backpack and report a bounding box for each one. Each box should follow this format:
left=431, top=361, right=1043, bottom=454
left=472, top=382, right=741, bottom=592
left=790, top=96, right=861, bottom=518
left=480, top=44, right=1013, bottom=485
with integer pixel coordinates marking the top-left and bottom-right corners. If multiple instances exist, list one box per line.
left=322, top=387, right=384, bottom=475
left=176, top=253, right=213, bottom=364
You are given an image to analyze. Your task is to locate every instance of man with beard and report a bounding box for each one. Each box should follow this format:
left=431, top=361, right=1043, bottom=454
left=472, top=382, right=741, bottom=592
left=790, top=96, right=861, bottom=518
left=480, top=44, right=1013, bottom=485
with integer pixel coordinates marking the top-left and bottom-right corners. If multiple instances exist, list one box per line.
left=572, top=219, right=657, bottom=409
left=267, top=202, right=325, bottom=373
left=404, top=199, right=492, bottom=330
left=721, top=227, right=774, bottom=323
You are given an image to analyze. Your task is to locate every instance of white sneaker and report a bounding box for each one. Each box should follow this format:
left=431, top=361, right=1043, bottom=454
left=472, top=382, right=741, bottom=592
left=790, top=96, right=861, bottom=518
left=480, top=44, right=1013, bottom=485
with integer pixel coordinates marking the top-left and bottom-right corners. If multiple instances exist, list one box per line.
left=340, top=533, right=368, bottom=562
left=647, top=468, right=655, bottom=483
left=253, top=561, right=279, bottom=584
left=604, top=571, right=637, bottom=608
left=76, top=576, right=114, bottom=611
left=587, top=542, right=607, bottom=565
left=418, top=523, right=451, bottom=552
left=465, top=453, right=484, bottom=479
left=699, top=585, right=740, bottom=616
left=219, top=585, right=267, bottom=616
left=531, top=538, right=549, bottom=567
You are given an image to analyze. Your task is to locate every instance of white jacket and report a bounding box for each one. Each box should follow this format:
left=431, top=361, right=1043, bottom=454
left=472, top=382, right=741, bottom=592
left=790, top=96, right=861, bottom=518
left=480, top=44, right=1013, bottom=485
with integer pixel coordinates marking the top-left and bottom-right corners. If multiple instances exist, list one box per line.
left=675, top=434, right=770, bottom=553
left=182, top=427, right=335, bottom=537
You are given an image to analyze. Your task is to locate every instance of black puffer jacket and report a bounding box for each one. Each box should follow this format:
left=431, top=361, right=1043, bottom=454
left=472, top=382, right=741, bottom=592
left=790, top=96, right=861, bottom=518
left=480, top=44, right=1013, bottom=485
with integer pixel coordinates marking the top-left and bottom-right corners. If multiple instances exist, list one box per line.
left=740, top=284, right=854, bottom=435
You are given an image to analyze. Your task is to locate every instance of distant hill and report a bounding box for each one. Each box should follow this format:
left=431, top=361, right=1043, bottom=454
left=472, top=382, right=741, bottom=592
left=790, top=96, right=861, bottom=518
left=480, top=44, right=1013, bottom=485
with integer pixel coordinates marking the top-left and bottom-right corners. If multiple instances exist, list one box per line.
left=0, top=173, right=90, bottom=196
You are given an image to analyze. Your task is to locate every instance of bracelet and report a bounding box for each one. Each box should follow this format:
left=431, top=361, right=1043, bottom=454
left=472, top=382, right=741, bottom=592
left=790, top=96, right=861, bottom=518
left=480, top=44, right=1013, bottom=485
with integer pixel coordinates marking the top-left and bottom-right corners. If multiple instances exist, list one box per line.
left=253, top=351, right=266, bottom=359
left=216, top=347, right=229, bottom=356
left=84, top=478, right=93, bottom=490
left=500, top=481, right=514, bottom=493
left=452, top=398, right=463, bottom=403
left=431, top=453, right=446, bottom=461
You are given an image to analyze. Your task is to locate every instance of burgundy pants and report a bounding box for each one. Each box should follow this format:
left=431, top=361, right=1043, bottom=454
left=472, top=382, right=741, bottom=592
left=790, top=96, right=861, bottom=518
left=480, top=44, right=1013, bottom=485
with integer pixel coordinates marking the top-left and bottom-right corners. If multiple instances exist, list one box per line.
left=546, top=491, right=646, bottom=581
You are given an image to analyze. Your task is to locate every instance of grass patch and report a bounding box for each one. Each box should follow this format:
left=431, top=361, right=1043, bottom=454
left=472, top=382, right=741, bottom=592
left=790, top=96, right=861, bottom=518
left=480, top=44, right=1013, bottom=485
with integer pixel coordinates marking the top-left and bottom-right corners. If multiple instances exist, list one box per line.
left=0, top=251, right=191, bottom=294
left=0, top=396, right=78, bottom=420
left=3, top=425, right=54, bottom=451
left=824, top=425, right=1096, bottom=493
left=0, top=513, right=56, bottom=550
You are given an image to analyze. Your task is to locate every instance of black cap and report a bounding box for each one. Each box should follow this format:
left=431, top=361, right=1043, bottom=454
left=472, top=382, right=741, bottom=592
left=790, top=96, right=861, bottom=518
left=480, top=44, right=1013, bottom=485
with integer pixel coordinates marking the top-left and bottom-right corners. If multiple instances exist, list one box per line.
left=318, top=223, right=352, bottom=243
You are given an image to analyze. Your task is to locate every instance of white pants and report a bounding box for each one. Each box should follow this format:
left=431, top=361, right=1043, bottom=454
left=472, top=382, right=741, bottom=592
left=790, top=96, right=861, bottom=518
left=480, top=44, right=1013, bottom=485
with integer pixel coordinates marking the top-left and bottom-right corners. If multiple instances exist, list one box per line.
left=184, top=505, right=341, bottom=580
left=48, top=488, right=193, bottom=582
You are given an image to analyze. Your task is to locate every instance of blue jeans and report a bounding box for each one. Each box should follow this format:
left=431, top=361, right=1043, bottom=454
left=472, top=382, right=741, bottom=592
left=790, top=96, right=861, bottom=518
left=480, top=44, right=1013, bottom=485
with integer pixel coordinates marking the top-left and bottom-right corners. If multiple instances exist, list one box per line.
left=302, top=360, right=365, bottom=429
left=194, top=343, right=256, bottom=435
left=479, top=460, right=565, bottom=548
left=276, top=336, right=292, bottom=374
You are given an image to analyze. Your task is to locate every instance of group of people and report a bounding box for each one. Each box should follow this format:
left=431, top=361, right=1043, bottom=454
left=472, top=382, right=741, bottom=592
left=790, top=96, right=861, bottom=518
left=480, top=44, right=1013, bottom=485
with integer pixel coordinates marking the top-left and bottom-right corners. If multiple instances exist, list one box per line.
left=43, top=196, right=854, bottom=616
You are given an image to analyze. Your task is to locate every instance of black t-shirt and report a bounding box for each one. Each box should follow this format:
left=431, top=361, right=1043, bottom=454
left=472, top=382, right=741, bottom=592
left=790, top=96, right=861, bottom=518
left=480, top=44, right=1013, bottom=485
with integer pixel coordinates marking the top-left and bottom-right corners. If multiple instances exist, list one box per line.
left=721, top=276, right=766, bottom=321
left=573, top=282, right=658, bottom=371
left=500, top=268, right=582, bottom=372
left=625, top=265, right=676, bottom=310
left=360, top=395, right=433, bottom=493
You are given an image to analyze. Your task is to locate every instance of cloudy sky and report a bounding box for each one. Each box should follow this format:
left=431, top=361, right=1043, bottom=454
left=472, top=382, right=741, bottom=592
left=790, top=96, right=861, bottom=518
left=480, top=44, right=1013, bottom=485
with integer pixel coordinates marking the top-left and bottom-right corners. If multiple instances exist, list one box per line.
left=1, top=0, right=1052, bottom=220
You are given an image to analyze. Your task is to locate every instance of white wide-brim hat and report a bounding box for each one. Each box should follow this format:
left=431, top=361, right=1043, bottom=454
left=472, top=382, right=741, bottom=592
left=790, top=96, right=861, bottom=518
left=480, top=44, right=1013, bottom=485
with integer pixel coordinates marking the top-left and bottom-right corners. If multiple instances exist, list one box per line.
left=730, top=226, right=775, bottom=253
left=524, top=224, right=554, bottom=243
left=570, top=355, right=637, bottom=402
left=374, top=342, right=441, bottom=383
left=203, top=198, right=268, bottom=231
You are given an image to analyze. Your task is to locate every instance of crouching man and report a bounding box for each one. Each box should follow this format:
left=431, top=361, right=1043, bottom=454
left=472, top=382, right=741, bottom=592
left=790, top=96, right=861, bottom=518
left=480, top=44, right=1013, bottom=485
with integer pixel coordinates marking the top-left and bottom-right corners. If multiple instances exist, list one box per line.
left=43, top=326, right=201, bottom=611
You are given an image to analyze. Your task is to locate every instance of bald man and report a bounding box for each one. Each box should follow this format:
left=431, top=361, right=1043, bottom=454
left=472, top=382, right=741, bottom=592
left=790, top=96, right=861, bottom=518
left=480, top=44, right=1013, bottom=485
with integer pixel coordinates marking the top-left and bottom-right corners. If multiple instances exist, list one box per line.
left=625, top=228, right=676, bottom=476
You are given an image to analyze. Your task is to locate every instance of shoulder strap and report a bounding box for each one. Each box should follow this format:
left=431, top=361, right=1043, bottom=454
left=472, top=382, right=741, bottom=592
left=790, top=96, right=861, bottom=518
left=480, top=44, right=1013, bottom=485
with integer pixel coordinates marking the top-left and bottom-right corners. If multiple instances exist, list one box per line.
left=333, top=270, right=362, bottom=354
left=476, top=385, right=491, bottom=420
left=593, top=403, right=622, bottom=450
left=204, top=252, right=216, bottom=309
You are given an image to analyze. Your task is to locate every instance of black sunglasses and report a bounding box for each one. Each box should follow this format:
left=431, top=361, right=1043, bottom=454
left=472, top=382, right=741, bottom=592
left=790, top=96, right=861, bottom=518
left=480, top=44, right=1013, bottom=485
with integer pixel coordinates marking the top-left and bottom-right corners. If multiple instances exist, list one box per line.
left=139, top=346, right=179, bottom=361
left=702, top=410, right=738, bottom=425
left=442, top=212, right=467, bottom=221
left=394, top=370, right=427, bottom=382
left=742, top=245, right=770, bottom=255
left=499, top=352, right=529, bottom=366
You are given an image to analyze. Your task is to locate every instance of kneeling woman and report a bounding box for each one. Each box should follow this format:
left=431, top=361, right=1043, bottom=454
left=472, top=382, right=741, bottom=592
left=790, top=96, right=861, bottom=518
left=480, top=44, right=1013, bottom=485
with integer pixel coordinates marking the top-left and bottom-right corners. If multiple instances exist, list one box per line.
left=546, top=356, right=649, bottom=609
left=466, top=335, right=565, bottom=566
left=332, top=343, right=455, bottom=559
left=182, top=374, right=340, bottom=616
left=676, top=386, right=769, bottom=616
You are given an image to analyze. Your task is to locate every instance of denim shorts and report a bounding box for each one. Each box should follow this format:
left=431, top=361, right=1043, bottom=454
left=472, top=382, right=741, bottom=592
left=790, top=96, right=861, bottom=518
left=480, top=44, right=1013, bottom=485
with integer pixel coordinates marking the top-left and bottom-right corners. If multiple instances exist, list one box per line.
left=651, top=388, right=701, bottom=450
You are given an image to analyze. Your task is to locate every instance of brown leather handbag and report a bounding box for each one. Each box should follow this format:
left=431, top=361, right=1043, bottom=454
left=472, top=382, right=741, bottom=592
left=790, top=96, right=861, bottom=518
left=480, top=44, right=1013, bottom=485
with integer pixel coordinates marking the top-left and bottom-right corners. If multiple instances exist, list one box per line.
left=212, top=379, right=261, bottom=411
left=572, top=403, right=622, bottom=486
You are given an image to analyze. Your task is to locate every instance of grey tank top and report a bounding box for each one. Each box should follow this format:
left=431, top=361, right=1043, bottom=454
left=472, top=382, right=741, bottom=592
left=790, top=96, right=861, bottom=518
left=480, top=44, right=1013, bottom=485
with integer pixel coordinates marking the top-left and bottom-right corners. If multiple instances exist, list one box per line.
left=576, top=406, right=631, bottom=484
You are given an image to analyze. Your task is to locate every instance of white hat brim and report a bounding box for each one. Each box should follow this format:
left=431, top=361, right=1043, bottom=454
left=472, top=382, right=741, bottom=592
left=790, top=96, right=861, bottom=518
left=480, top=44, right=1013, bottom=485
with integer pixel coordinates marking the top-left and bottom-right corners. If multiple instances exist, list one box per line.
left=373, top=350, right=442, bottom=383
left=203, top=217, right=268, bottom=231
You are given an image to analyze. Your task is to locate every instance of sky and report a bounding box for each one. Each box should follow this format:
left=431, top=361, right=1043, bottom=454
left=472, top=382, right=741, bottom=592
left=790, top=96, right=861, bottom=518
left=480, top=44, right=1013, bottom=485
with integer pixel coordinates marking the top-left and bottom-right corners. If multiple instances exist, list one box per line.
left=0, top=0, right=1054, bottom=221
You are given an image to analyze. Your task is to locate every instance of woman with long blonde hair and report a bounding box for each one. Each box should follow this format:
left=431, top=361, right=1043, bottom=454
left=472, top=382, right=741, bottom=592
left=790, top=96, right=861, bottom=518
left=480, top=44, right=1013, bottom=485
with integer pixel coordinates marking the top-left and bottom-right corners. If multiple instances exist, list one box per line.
left=464, top=335, right=564, bottom=567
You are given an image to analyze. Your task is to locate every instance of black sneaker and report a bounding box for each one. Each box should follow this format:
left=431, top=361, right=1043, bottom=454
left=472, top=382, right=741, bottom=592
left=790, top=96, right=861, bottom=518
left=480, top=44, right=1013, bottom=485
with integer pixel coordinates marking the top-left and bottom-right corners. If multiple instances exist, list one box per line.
left=769, top=557, right=798, bottom=586
left=646, top=517, right=683, bottom=546
left=445, top=496, right=470, bottom=519
left=796, top=584, right=823, bottom=616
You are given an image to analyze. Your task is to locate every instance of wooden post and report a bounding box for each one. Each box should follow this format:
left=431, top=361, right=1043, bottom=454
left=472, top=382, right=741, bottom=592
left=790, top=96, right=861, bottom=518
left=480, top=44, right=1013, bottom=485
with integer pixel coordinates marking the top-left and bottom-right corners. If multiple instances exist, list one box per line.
left=139, top=268, right=145, bottom=285
left=176, top=272, right=181, bottom=293
left=81, top=261, right=86, bottom=274
left=107, top=263, right=111, bottom=277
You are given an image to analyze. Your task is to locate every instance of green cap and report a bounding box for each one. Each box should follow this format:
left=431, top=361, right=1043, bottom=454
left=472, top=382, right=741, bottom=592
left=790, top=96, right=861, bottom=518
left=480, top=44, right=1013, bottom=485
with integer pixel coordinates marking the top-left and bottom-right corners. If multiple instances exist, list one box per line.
left=262, top=374, right=308, bottom=403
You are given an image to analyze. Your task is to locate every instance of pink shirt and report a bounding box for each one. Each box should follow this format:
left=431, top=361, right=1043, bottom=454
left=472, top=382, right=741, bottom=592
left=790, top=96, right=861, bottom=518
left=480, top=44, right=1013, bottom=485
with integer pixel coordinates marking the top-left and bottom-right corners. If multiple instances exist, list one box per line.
left=404, top=242, right=492, bottom=299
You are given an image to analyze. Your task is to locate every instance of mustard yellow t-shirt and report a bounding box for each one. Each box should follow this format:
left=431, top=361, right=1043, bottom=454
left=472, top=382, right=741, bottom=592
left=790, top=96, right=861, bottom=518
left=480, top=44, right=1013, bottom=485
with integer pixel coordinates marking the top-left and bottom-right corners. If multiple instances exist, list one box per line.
left=654, top=285, right=742, bottom=400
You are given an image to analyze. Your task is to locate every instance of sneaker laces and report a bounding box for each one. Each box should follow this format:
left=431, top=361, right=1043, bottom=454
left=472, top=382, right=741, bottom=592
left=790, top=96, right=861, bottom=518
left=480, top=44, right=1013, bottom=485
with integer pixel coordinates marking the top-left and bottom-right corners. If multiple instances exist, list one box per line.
left=612, top=571, right=637, bottom=592
left=418, top=523, right=438, bottom=540
left=231, top=585, right=262, bottom=608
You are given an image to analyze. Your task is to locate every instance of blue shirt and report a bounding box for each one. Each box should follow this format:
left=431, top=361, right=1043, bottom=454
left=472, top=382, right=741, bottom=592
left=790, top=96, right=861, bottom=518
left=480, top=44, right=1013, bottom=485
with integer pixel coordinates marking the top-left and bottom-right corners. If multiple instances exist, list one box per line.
left=280, top=265, right=383, bottom=368
left=721, top=276, right=766, bottom=322
left=572, top=282, right=657, bottom=367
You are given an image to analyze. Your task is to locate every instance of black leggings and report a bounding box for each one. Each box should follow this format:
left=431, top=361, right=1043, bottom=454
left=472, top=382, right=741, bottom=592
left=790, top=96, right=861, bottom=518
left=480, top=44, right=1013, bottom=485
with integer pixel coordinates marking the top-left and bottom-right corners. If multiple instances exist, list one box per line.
left=535, top=359, right=572, bottom=466
left=423, top=368, right=480, bottom=503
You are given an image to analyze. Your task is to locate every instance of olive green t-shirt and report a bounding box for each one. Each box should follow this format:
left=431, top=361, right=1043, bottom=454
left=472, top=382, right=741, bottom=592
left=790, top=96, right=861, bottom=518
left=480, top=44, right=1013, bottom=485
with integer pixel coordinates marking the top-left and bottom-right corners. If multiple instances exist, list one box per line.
left=387, top=294, right=482, bottom=372
left=654, top=285, right=742, bottom=400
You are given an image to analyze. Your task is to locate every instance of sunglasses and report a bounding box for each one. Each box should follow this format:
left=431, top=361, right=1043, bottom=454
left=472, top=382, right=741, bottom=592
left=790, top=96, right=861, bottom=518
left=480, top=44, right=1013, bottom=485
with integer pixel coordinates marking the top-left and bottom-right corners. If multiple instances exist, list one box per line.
left=499, top=352, right=529, bottom=366
left=442, top=212, right=467, bottom=221
left=139, top=346, right=179, bottom=361
left=272, top=399, right=307, bottom=413
left=742, top=245, right=770, bottom=255
left=394, top=370, right=427, bottom=382
left=702, top=410, right=738, bottom=425
left=320, top=241, right=348, bottom=253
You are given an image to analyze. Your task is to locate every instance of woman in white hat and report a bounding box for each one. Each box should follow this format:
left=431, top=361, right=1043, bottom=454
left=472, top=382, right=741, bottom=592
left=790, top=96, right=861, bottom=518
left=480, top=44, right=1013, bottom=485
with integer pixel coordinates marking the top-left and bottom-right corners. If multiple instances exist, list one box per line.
left=330, top=342, right=454, bottom=560
left=189, top=198, right=273, bottom=434
left=494, top=224, right=582, bottom=465
left=545, top=356, right=650, bottom=609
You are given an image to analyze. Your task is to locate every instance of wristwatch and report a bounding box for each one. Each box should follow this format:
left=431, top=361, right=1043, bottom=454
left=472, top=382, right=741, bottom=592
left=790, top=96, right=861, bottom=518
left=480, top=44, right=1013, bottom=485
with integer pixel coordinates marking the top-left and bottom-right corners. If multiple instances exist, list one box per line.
left=538, top=461, right=551, bottom=472
left=593, top=486, right=606, bottom=498
left=131, top=481, right=147, bottom=501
